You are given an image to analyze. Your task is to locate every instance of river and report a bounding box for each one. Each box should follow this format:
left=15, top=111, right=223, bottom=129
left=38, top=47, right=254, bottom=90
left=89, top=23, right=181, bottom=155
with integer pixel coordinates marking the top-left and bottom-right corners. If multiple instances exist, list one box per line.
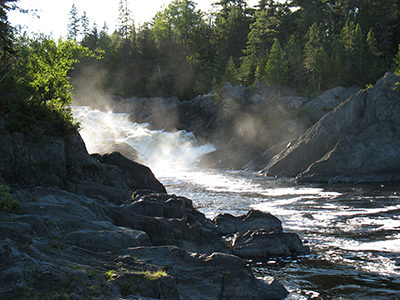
left=73, top=106, right=400, bottom=300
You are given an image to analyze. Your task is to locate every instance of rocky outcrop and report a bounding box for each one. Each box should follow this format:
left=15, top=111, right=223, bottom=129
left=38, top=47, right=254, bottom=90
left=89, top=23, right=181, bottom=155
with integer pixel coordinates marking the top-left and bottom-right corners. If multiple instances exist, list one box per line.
left=212, top=210, right=309, bottom=259
left=0, top=184, right=293, bottom=299
left=304, top=86, right=360, bottom=122
left=265, top=73, right=400, bottom=183
left=0, top=118, right=165, bottom=202
left=0, top=119, right=302, bottom=299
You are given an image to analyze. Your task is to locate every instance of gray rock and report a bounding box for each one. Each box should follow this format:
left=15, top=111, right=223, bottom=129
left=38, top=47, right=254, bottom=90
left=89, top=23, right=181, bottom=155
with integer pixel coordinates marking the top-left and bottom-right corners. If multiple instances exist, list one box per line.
left=64, top=228, right=150, bottom=252
left=213, top=209, right=283, bottom=235
left=109, top=193, right=228, bottom=255
left=265, top=73, right=400, bottom=183
left=304, top=86, right=360, bottom=122
left=128, top=246, right=289, bottom=300
left=232, top=230, right=309, bottom=259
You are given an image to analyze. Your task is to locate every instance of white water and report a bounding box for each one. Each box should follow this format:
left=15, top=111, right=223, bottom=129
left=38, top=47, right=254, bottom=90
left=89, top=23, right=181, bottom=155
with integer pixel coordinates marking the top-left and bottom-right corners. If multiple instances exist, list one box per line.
left=73, top=105, right=400, bottom=299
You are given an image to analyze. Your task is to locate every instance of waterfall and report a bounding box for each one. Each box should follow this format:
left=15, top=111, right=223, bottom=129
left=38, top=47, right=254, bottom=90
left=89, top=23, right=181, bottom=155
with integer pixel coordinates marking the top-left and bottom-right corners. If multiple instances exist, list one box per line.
left=72, top=106, right=215, bottom=176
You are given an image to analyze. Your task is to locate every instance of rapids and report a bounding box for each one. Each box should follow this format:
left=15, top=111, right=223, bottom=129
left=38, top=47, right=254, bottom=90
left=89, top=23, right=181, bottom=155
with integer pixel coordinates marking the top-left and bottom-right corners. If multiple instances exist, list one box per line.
left=73, top=106, right=400, bottom=299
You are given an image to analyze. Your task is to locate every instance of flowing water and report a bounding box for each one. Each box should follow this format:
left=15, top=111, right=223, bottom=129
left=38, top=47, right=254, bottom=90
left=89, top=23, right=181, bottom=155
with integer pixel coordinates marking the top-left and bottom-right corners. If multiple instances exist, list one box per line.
left=73, top=106, right=400, bottom=300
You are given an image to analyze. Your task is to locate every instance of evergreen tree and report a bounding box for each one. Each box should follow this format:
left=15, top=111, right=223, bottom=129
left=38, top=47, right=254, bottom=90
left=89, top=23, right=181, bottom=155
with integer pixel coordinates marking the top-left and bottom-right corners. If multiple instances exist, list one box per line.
left=239, top=7, right=279, bottom=85
left=81, top=11, right=90, bottom=37
left=264, top=38, right=288, bottom=85
left=81, top=23, right=99, bottom=50
left=117, top=0, right=133, bottom=40
left=365, top=28, right=384, bottom=83
left=222, top=56, right=240, bottom=84
left=340, top=19, right=366, bottom=85
left=212, top=1, right=252, bottom=82
left=303, top=23, right=328, bottom=92
left=0, top=0, right=17, bottom=64
left=285, top=34, right=304, bottom=88
left=67, top=4, right=80, bottom=41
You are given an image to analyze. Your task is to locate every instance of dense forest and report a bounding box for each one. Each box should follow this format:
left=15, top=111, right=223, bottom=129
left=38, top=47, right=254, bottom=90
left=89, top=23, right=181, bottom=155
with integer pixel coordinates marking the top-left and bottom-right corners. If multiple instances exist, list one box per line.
left=0, top=0, right=400, bottom=124
left=69, top=0, right=400, bottom=99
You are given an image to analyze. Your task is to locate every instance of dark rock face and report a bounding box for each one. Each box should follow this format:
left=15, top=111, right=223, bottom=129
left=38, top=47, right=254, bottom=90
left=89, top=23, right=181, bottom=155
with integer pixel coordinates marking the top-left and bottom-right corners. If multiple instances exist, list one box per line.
left=109, top=192, right=229, bottom=255
left=0, top=119, right=166, bottom=202
left=265, top=72, right=400, bottom=183
left=92, top=152, right=166, bottom=194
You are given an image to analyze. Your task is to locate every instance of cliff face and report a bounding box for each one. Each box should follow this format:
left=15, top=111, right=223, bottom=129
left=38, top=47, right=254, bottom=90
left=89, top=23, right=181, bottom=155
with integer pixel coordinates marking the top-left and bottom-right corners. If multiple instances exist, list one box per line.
left=0, top=117, right=166, bottom=201
left=265, top=73, right=400, bottom=183
left=0, top=119, right=299, bottom=299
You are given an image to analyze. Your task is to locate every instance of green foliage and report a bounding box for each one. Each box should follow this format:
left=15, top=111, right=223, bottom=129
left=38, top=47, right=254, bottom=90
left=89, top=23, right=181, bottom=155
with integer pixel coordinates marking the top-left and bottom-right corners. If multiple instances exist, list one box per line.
left=264, top=38, right=288, bottom=85
left=394, top=44, right=400, bottom=75
left=104, top=270, right=117, bottom=280
left=222, top=56, right=240, bottom=85
left=0, top=36, right=97, bottom=135
left=71, top=0, right=400, bottom=97
left=303, top=23, right=328, bottom=92
left=14, top=37, right=95, bottom=105
left=0, top=184, right=18, bottom=213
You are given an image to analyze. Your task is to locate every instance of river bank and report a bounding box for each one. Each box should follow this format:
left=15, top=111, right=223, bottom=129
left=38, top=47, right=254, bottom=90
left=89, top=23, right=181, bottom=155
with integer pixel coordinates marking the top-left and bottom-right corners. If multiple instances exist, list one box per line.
left=0, top=113, right=305, bottom=299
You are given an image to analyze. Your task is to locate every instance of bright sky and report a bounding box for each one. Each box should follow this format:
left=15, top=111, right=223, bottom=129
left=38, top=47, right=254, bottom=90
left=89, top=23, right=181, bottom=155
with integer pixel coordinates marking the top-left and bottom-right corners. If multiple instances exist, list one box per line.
left=9, top=0, right=259, bottom=38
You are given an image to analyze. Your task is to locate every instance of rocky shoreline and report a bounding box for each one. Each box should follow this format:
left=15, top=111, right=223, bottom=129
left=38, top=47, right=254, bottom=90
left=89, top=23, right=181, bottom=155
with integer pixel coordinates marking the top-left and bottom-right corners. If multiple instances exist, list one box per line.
left=0, top=118, right=307, bottom=299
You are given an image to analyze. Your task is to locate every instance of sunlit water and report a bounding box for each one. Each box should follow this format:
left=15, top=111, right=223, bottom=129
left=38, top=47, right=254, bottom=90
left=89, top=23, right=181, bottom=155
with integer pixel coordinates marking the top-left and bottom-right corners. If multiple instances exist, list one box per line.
left=73, top=106, right=400, bottom=299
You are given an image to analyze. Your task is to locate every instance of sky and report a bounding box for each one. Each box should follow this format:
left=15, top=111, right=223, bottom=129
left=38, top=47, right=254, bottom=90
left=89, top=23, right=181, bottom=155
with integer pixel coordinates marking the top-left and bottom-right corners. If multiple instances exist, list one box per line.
left=9, top=0, right=259, bottom=38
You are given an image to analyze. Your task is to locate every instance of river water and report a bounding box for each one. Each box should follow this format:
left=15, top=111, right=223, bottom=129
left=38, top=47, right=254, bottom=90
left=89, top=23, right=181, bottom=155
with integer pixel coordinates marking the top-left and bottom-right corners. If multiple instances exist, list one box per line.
left=73, top=106, right=400, bottom=300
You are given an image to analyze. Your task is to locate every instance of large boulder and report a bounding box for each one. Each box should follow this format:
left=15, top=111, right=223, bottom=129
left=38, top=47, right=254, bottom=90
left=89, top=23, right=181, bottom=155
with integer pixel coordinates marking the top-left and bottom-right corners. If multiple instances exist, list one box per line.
left=232, top=230, right=309, bottom=259
left=265, top=73, right=400, bottom=183
left=92, top=152, right=166, bottom=194
left=109, top=193, right=229, bottom=255
left=213, top=209, right=283, bottom=235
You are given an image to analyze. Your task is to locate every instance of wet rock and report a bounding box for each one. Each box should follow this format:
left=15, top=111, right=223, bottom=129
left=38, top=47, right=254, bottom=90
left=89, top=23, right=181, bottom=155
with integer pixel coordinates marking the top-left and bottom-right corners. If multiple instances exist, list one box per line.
left=232, top=230, right=309, bottom=259
left=213, top=209, right=283, bottom=235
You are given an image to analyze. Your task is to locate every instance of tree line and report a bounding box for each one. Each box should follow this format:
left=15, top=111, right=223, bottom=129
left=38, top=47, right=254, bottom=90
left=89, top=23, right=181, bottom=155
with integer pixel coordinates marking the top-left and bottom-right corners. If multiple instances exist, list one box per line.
left=67, top=0, right=400, bottom=99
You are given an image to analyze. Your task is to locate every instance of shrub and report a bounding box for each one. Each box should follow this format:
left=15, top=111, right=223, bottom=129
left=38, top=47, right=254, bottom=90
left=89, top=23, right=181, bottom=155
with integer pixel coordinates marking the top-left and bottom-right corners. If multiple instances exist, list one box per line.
left=0, top=184, right=18, bottom=212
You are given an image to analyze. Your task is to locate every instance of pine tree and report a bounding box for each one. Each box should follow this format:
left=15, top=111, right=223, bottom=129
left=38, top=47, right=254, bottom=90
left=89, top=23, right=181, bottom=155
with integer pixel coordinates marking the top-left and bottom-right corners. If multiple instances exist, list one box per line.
left=118, top=0, right=133, bottom=40
left=303, top=23, right=328, bottom=93
left=67, top=4, right=80, bottom=41
left=264, top=38, right=288, bottom=85
left=365, top=28, right=384, bottom=82
left=222, top=56, right=240, bottom=84
left=340, top=19, right=366, bottom=85
left=81, top=11, right=90, bottom=37
left=285, top=34, right=304, bottom=89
